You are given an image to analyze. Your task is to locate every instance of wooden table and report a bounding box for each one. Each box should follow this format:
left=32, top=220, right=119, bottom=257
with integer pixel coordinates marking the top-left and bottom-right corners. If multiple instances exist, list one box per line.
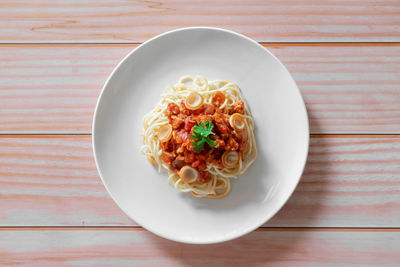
left=1, top=1, right=399, bottom=265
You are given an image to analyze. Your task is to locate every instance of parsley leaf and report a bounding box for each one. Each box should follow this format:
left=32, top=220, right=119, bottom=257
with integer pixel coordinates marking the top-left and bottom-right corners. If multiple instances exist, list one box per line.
left=190, top=120, right=216, bottom=152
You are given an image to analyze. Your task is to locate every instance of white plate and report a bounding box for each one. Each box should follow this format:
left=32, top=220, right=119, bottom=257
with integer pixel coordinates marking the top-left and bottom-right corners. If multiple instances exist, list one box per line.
left=93, top=27, right=309, bottom=244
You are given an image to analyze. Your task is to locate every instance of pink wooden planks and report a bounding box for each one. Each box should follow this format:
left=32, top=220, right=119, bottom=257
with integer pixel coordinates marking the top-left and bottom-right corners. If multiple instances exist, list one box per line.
left=1, top=0, right=400, bottom=42
left=0, top=228, right=399, bottom=265
left=272, top=44, right=400, bottom=133
left=269, top=135, right=400, bottom=227
left=0, top=44, right=130, bottom=134
left=0, top=135, right=133, bottom=226
left=0, top=135, right=399, bottom=227
left=1, top=44, right=400, bottom=134
left=1, top=0, right=399, bottom=263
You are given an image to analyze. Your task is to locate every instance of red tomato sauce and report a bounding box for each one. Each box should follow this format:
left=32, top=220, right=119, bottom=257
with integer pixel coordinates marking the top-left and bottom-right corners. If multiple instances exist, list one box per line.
left=161, top=93, right=247, bottom=184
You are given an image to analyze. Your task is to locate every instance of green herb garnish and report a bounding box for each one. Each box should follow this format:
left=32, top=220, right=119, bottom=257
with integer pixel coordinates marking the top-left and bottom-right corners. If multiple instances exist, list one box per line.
left=190, top=120, right=216, bottom=152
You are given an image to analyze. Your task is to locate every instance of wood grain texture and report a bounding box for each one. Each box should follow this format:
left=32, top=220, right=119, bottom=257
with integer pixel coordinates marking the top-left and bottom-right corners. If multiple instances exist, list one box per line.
left=0, top=135, right=133, bottom=226
left=0, top=44, right=130, bottom=133
left=1, top=0, right=400, bottom=43
left=1, top=44, right=400, bottom=133
left=0, top=135, right=399, bottom=227
left=0, top=228, right=399, bottom=266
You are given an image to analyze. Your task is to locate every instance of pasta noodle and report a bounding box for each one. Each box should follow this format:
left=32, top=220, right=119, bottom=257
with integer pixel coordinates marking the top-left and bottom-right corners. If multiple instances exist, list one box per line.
left=141, top=75, right=257, bottom=198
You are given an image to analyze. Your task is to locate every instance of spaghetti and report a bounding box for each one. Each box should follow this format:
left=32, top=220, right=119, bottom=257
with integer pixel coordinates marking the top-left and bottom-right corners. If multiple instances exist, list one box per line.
left=141, top=75, right=257, bottom=198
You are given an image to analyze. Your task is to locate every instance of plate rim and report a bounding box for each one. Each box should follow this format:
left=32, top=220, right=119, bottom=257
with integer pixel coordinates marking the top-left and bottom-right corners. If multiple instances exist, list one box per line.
left=92, top=26, right=310, bottom=244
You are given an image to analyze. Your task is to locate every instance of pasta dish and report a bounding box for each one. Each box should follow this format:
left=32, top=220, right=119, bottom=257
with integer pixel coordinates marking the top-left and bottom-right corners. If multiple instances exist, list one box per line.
left=141, top=75, right=257, bottom=198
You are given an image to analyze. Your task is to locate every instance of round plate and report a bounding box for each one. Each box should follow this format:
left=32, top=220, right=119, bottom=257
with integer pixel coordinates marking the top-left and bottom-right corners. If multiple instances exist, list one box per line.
left=93, top=27, right=309, bottom=244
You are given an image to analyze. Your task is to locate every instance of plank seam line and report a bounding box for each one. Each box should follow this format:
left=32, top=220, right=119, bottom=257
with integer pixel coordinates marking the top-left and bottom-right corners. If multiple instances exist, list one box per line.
left=0, top=133, right=92, bottom=136
left=311, top=133, right=400, bottom=136
left=0, top=226, right=399, bottom=231
left=0, top=42, right=399, bottom=46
